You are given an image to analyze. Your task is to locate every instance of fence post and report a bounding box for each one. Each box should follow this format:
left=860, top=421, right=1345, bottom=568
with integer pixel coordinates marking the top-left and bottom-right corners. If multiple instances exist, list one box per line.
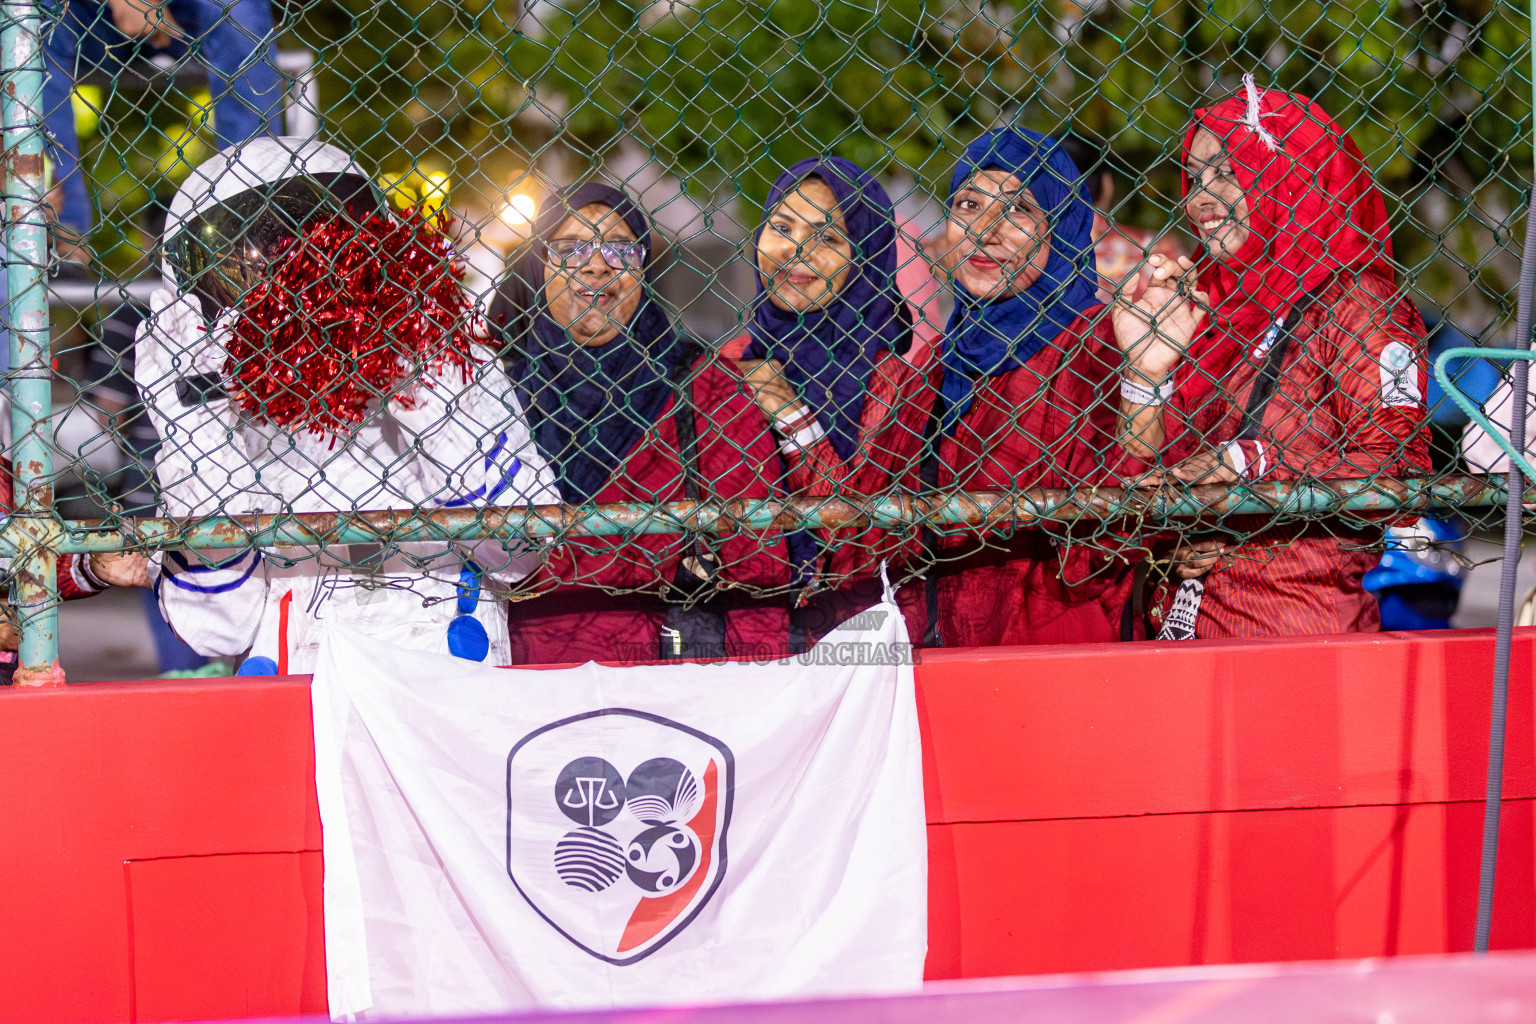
left=2, top=0, right=61, bottom=685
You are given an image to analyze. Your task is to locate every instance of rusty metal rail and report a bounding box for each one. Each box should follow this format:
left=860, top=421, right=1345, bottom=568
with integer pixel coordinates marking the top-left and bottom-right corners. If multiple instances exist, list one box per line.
left=20, top=474, right=1515, bottom=557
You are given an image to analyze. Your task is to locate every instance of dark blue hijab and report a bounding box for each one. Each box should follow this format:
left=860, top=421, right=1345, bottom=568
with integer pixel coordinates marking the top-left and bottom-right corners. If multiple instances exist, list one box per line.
left=491, top=182, right=688, bottom=503
left=743, top=158, right=908, bottom=460
left=940, top=128, right=1099, bottom=432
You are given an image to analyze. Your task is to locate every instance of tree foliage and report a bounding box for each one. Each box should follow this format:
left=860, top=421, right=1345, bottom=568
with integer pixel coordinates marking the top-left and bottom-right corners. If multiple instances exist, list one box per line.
left=78, top=0, right=1532, bottom=325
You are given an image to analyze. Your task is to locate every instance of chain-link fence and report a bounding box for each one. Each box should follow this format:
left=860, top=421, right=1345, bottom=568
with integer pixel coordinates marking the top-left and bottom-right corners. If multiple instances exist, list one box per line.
left=3, top=0, right=1534, bottom=676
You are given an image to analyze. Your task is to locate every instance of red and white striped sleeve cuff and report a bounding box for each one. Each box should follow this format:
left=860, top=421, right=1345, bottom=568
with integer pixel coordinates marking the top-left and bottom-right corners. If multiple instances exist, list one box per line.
left=773, top=407, right=827, bottom=455
left=61, top=554, right=104, bottom=599
left=1223, top=439, right=1268, bottom=481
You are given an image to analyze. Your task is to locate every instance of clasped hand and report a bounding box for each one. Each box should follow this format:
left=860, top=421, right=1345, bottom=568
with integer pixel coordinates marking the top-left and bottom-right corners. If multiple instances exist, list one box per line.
left=1111, top=254, right=1210, bottom=384
left=1169, top=535, right=1233, bottom=579
left=1139, top=447, right=1240, bottom=487
left=737, top=358, right=807, bottom=423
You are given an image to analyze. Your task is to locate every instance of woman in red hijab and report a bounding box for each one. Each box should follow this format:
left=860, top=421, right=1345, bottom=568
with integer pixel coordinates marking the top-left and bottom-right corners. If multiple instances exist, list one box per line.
left=1113, top=81, right=1430, bottom=639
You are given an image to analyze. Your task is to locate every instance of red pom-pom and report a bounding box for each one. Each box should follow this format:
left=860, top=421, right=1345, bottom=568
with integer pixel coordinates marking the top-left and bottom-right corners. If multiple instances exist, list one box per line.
left=224, top=211, right=477, bottom=436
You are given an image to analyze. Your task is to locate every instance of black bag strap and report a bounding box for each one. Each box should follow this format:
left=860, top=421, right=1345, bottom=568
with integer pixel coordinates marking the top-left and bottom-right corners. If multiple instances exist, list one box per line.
left=1120, top=557, right=1151, bottom=642
left=1237, top=287, right=1324, bottom=441
left=1151, top=283, right=1327, bottom=644
left=658, top=341, right=730, bottom=659
left=669, top=339, right=706, bottom=503
left=667, top=339, right=721, bottom=593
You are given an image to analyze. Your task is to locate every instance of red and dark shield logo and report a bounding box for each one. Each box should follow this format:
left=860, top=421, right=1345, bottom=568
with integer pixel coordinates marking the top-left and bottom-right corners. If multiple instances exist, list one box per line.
left=505, top=709, right=734, bottom=964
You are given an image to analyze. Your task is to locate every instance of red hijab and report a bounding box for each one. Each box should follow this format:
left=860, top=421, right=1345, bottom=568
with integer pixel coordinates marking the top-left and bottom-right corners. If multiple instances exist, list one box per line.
left=1178, top=83, right=1395, bottom=407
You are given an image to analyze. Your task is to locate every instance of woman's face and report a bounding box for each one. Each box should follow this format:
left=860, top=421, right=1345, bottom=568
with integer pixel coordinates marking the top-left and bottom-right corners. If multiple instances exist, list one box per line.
left=542, top=202, right=645, bottom=348
left=944, top=170, right=1051, bottom=301
left=1184, top=128, right=1252, bottom=263
left=755, top=177, right=854, bottom=313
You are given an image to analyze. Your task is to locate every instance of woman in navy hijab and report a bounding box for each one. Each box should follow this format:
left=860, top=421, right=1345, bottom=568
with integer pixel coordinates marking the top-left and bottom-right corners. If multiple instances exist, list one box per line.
left=727, top=158, right=943, bottom=644
left=489, top=181, right=793, bottom=663
left=914, top=127, right=1141, bottom=646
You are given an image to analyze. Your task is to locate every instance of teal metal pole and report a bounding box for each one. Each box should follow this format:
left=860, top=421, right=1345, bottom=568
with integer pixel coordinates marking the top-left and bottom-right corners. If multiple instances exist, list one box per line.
left=1, top=0, right=60, bottom=684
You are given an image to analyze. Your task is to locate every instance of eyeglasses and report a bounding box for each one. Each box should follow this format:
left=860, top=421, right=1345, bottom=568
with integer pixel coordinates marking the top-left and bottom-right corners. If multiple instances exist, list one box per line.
left=544, top=238, right=647, bottom=270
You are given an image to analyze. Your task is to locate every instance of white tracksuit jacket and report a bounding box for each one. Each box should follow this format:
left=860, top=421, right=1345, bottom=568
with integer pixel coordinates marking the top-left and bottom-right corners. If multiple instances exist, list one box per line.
left=136, top=289, right=559, bottom=674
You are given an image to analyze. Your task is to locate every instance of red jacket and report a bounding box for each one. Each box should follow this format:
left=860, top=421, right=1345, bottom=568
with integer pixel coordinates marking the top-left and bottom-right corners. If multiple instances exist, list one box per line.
left=729, top=317, right=1138, bottom=648
left=904, top=312, right=1137, bottom=647
left=507, top=357, right=793, bottom=664
left=722, top=339, right=943, bottom=644
left=1173, top=269, right=1429, bottom=484
left=729, top=341, right=941, bottom=581
left=1152, top=269, right=1431, bottom=639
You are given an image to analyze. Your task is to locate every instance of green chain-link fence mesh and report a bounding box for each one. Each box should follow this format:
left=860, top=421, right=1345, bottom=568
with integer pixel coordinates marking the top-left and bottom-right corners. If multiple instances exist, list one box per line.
left=5, top=0, right=1535, bottom=671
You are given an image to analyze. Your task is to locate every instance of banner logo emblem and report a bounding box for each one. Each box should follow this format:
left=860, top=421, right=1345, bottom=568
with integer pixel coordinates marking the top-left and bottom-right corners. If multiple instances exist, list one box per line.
left=507, top=709, right=734, bottom=963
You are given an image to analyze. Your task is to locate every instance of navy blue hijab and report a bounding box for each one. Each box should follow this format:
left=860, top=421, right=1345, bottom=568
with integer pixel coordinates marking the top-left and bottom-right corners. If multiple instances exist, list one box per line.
left=743, top=158, right=908, bottom=460
left=940, top=128, right=1099, bottom=432
left=491, top=182, right=687, bottom=503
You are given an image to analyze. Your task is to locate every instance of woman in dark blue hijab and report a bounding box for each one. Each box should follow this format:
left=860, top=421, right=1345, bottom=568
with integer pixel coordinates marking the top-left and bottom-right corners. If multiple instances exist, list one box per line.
left=490, top=181, right=685, bottom=503
left=487, top=182, right=793, bottom=663
left=737, top=157, right=912, bottom=459
left=728, top=158, right=940, bottom=645
left=912, top=126, right=1138, bottom=649
left=938, top=127, right=1100, bottom=431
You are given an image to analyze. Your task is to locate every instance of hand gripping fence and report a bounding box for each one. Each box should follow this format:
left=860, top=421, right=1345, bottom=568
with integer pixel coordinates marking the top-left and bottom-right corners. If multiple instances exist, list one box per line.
left=1, top=0, right=1535, bottom=946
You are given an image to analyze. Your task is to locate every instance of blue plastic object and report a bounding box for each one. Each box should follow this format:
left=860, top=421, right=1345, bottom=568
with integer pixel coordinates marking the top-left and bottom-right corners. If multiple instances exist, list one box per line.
left=446, top=562, right=490, bottom=661
left=1364, top=517, right=1467, bottom=592
left=236, top=655, right=280, bottom=677
left=1365, top=517, right=1467, bottom=631
left=446, top=614, right=491, bottom=662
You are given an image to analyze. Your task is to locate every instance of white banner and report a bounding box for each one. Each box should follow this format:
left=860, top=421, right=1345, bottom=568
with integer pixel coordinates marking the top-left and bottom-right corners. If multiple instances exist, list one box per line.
left=311, top=600, right=927, bottom=1019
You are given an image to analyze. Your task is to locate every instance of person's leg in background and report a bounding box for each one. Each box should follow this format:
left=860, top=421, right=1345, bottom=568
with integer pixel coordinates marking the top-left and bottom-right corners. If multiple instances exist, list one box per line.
left=168, top=0, right=283, bottom=147
left=42, top=1, right=115, bottom=257
left=43, top=0, right=282, bottom=257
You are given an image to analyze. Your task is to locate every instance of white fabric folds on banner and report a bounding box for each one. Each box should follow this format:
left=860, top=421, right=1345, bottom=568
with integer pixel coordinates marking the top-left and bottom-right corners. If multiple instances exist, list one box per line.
left=311, top=599, right=926, bottom=1018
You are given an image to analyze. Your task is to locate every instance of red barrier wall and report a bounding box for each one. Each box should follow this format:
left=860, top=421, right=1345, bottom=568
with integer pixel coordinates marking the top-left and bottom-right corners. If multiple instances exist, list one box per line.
left=1, top=628, right=1533, bottom=1022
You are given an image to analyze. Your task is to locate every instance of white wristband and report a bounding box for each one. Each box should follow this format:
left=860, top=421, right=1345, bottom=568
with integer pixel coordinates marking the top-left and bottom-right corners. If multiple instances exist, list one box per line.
left=1222, top=439, right=1249, bottom=478
left=1120, top=375, right=1172, bottom=407
left=1223, top=439, right=1266, bottom=480
left=773, top=405, right=827, bottom=454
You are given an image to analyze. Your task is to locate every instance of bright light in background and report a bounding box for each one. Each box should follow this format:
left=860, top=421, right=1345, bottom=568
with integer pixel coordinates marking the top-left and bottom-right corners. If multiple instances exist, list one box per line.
left=500, top=194, right=537, bottom=226
left=418, top=171, right=451, bottom=217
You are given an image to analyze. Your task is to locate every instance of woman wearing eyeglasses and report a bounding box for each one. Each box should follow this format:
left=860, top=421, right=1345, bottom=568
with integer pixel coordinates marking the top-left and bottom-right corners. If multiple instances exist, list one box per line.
left=489, top=182, right=794, bottom=664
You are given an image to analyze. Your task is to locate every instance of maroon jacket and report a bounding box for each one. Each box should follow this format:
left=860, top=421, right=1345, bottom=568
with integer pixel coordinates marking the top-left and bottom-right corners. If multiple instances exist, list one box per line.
left=507, top=357, right=794, bottom=664
left=900, top=313, right=1139, bottom=647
